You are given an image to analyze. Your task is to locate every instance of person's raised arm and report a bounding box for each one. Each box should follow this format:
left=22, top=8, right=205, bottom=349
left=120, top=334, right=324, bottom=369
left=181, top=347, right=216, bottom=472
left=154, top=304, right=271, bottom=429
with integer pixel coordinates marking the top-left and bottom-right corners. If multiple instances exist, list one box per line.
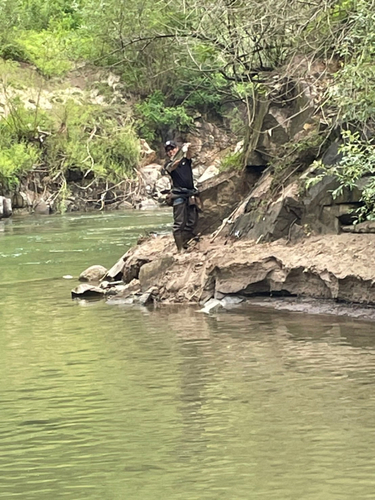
left=182, top=142, right=192, bottom=159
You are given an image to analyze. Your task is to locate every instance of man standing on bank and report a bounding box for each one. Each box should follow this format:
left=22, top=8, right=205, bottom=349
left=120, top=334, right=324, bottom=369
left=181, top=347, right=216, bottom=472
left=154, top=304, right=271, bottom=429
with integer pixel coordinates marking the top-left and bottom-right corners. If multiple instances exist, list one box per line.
left=163, top=140, right=199, bottom=251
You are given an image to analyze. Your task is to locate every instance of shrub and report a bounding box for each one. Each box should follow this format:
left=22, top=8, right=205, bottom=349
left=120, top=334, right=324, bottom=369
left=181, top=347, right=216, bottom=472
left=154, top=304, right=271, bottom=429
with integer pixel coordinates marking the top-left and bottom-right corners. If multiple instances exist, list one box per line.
left=44, top=100, right=140, bottom=181
left=135, top=91, right=193, bottom=143
left=0, top=142, right=39, bottom=189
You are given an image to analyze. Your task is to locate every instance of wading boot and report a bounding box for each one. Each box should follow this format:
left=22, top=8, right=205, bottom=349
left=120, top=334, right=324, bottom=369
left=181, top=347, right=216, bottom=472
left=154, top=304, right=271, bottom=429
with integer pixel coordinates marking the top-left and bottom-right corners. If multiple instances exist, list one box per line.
left=182, top=231, right=198, bottom=249
left=173, top=232, right=184, bottom=252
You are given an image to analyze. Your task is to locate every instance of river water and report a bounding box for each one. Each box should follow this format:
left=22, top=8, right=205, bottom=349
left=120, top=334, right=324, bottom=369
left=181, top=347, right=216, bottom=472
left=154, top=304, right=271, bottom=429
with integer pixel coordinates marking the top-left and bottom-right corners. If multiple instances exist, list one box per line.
left=1, top=210, right=375, bottom=500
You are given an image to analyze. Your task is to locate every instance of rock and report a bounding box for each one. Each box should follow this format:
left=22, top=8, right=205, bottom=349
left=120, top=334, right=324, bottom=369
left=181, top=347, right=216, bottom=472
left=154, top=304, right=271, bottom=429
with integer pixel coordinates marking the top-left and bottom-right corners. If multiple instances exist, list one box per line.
left=138, top=163, right=162, bottom=189
left=137, top=287, right=157, bottom=305
left=138, top=198, right=159, bottom=210
left=199, top=298, right=223, bottom=314
left=34, top=200, right=50, bottom=215
left=0, top=196, right=12, bottom=219
left=79, top=265, right=108, bottom=282
left=199, top=295, right=243, bottom=312
left=115, top=279, right=141, bottom=298
left=117, top=201, right=134, bottom=210
left=2, top=197, right=12, bottom=217
left=234, top=140, right=244, bottom=154
left=342, top=221, right=375, bottom=233
left=71, top=283, right=105, bottom=298
left=139, top=139, right=157, bottom=167
left=106, top=251, right=130, bottom=281
left=220, top=295, right=244, bottom=309
left=12, top=192, right=30, bottom=209
left=232, top=182, right=303, bottom=241
left=197, top=168, right=260, bottom=235
left=197, top=164, right=220, bottom=184
left=139, top=257, right=175, bottom=290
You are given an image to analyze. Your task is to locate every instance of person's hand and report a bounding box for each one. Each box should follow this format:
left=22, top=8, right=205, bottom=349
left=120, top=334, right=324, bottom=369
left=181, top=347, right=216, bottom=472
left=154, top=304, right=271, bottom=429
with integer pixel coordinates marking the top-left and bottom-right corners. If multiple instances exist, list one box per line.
left=182, top=142, right=191, bottom=153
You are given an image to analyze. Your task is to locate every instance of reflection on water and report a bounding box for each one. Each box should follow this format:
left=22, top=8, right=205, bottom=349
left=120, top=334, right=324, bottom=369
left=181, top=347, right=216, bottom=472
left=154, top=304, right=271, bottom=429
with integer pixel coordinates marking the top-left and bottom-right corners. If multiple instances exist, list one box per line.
left=1, top=212, right=375, bottom=499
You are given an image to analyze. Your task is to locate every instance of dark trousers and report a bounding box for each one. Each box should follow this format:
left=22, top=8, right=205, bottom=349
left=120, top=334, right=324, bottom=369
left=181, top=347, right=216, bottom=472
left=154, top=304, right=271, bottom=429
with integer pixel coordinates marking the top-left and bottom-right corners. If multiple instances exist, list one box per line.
left=173, top=199, right=198, bottom=239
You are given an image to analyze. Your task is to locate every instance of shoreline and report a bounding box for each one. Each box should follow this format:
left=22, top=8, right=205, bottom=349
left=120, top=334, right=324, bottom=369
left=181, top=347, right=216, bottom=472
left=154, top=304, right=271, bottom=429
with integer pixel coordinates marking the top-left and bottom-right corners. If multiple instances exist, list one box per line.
left=74, top=232, right=375, bottom=323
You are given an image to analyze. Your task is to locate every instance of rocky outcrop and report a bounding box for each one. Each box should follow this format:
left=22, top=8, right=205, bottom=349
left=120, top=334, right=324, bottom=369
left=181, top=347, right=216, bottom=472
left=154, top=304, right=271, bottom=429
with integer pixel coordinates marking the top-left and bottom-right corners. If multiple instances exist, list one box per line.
left=73, top=231, right=375, bottom=309
left=196, top=168, right=261, bottom=235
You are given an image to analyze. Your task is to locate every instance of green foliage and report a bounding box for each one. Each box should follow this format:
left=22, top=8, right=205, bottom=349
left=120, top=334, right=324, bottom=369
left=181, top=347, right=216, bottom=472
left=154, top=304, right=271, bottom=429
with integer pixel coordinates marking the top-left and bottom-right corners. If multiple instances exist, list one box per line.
left=135, top=91, right=193, bottom=143
left=327, top=0, right=375, bottom=125
left=0, top=142, right=39, bottom=190
left=219, top=150, right=243, bottom=172
left=1, top=98, right=53, bottom=141
left=0, top=42, right=29, bottom=63
left=0, top=0, right=83, bottom=32
left=0, top=95, right=139, bottom=191
left=45, top=100, right=140, bottom=182
left=271, top=129, right=324, bottom=177
left=305, top=130, right=375, bottom=222
left=172, top=72, right=229, bottom=114
left=17, top=30, right=72, bottom=76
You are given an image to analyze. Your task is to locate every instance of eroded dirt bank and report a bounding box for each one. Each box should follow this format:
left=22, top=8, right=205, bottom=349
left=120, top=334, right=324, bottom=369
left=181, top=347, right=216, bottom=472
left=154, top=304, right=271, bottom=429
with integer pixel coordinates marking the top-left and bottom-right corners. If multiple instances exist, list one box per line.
left=76, top=232, right=375, bottom=318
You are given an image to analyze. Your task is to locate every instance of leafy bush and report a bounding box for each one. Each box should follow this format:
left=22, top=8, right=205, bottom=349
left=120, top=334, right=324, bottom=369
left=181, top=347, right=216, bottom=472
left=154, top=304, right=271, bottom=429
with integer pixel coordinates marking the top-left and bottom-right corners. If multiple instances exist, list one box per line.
left=17, top=30, right=72, bottom=76
left=0, top=42, right=30, bottom=62
left=44, top=100, right=140, bottom=181
left=1, top=98, right=54, bottom=141
left=0, top=97, right=140, bottom=190
left=172, top=70, right=228, bottom=114
left=135, top=91, right=193, bottom=143
left=0, top=142, right=39, bottom=189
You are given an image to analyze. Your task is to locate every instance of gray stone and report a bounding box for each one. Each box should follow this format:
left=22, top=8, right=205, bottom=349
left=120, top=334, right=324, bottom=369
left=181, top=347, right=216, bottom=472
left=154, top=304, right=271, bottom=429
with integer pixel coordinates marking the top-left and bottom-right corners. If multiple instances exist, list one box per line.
left=117, top=201, right=134, bottom=210
left=71, top=283, right=105, bottom=298
left=139, top=140, right=157, bottom=168
left=3, top=197, right=12, bottom=217
left=342, top=221, right=375, bottom=233
left=197, top=168, right=260, bottom=235
left=199, top=298, right=223, bottom=314
left=79, top=265, right=108, bottom=282
left=138, top=198, right=159, bottom=210
left=34, top=200, right=50, bottom=215
left=232, top=190, right=303, bottom=242
left=221, top=295, right=244, bottom=309
left=0, top=196, right=13, bottom=218
left=115, top=279, right=141, bottom=298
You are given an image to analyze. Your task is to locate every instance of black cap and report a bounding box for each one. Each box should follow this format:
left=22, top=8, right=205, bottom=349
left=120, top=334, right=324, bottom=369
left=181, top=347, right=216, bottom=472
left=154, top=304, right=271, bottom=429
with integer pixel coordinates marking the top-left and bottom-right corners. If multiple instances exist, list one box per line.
left=165, top=140, right=177, bottom=150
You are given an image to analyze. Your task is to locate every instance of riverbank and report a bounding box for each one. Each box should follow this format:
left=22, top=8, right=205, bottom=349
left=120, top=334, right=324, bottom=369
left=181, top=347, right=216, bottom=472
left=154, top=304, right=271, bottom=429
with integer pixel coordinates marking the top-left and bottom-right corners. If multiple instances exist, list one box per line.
left=73, top=230, right=375, bottom=318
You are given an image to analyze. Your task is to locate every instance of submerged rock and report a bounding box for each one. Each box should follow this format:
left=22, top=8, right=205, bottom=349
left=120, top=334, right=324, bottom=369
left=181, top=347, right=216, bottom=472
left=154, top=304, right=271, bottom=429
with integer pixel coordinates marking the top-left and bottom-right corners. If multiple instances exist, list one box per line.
left=71, top=283, right=105, bottom=298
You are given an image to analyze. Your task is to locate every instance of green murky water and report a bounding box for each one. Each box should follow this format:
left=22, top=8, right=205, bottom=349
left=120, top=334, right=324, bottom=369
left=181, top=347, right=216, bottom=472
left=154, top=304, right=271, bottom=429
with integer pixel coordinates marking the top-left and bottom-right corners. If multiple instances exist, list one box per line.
left=1, top=210, right=375, bottom=499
